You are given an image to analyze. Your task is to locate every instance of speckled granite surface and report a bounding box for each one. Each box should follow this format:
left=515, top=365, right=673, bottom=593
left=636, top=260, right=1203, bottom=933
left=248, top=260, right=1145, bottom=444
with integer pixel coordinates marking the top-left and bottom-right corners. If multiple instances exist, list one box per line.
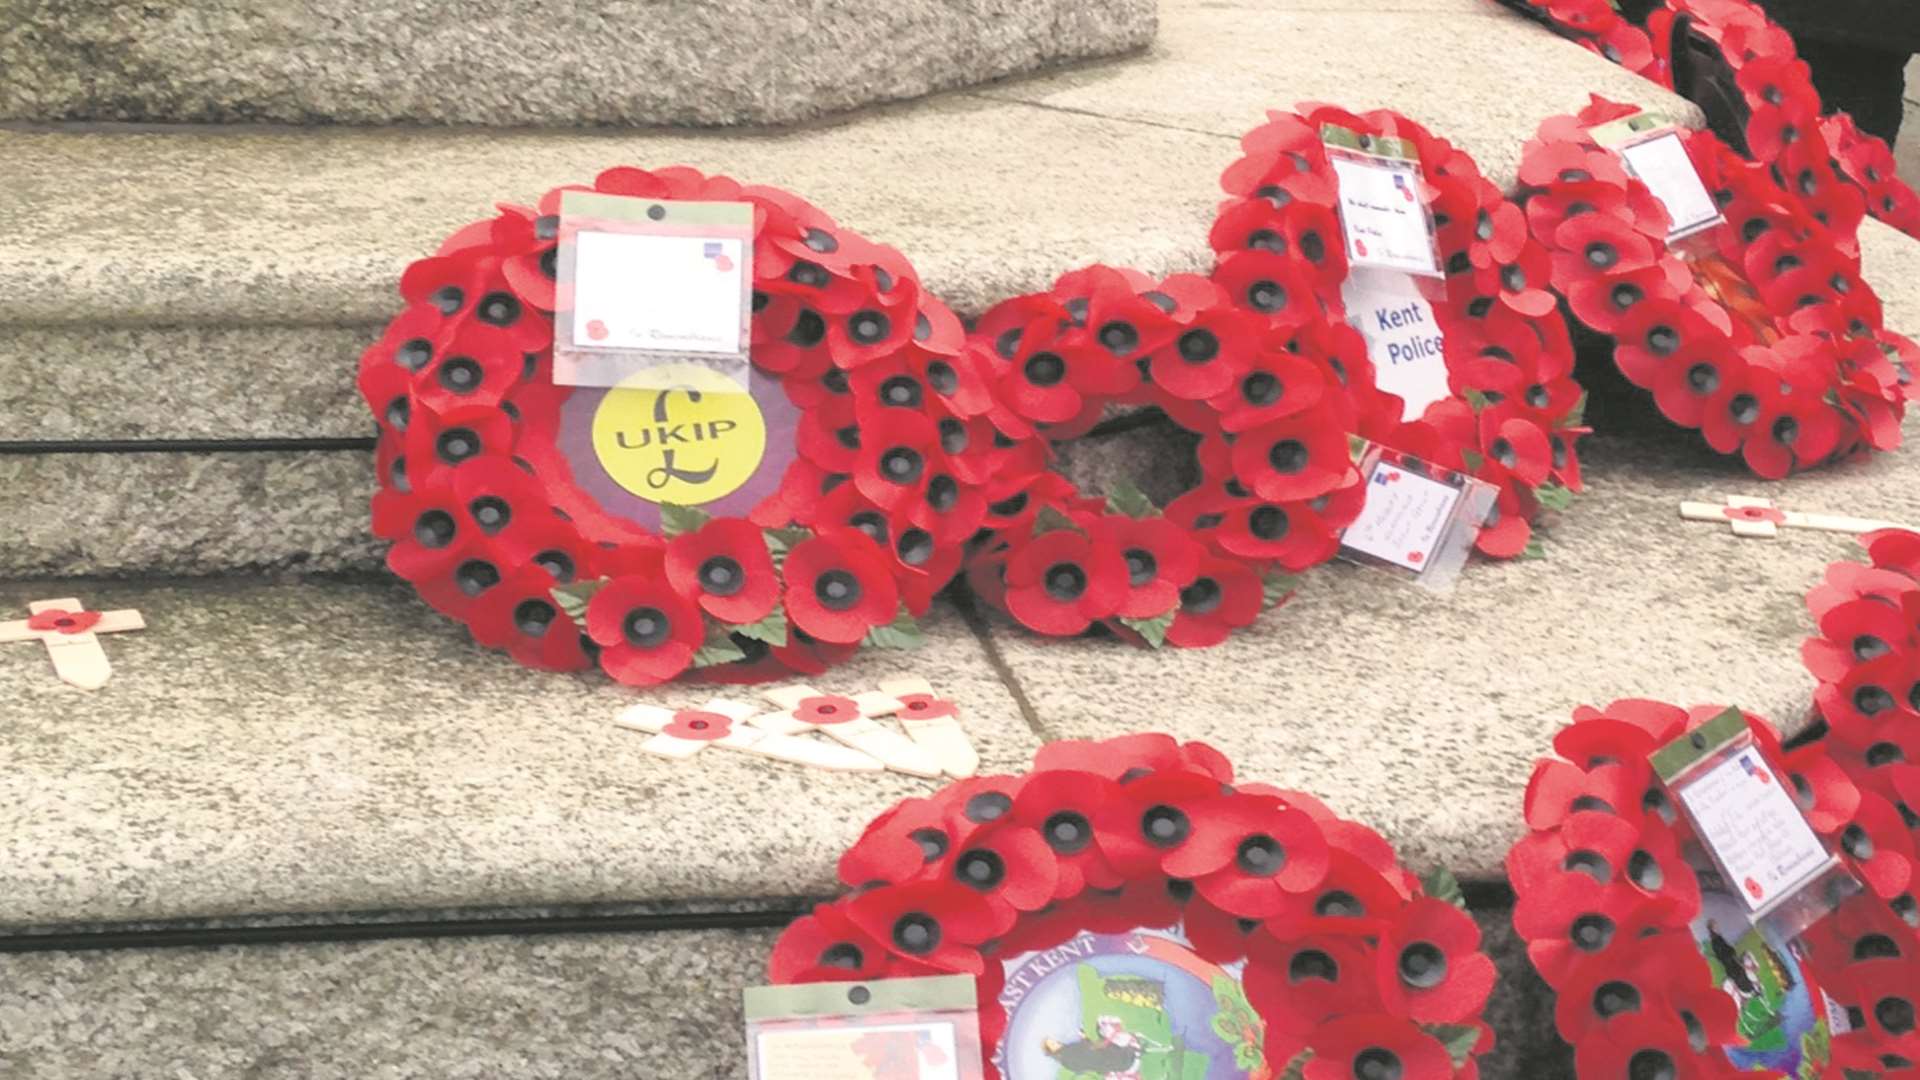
left=0, top=928, right=777, bottom=1079
left=0, top=579, right=1038, bottom=928
left=0, top=451, right=381, bottom=577
left=0, top=910, right=1568, bottom=1080
left=981, top=408, right=1920, bottom=881
left=0, top=0, right=1155, bottom=127
left=0, top=2, right=1692, bottom=335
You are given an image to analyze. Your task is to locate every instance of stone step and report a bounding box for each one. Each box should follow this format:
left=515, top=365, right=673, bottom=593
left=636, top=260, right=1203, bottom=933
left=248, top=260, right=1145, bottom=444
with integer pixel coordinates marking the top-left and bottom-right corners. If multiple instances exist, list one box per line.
left=0, top=906, right=1570, bottom=1079
left=0, top=0, right=1697, bottom=441
left=0, top=0, right=1155, bottom=128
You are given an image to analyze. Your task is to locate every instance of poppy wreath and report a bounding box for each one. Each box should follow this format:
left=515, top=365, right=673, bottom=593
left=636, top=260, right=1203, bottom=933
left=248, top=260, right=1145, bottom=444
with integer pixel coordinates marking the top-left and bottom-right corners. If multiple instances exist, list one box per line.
left=1496, top=0, right=1920, bottom=240
left=1208, top=104, right=1587, bottom=560
left=1518, top=98, right=1916, bottom=478
left=955, top=264, right=1376, bottom=648
left=769, top=734, right=1498, bottom=1079
left=1804, top=529, right=1920, bottom=771
left=1510, top=698, right=1920, bottom=1077
left=357, top=166, right=1005, bottom=686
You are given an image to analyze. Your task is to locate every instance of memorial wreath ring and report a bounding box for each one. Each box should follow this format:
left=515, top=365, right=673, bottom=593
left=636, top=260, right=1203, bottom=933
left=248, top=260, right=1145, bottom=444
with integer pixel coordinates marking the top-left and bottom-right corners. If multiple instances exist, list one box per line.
left=358, top=166, right=1003, bottom=686
left=1520, top=99, right=1914, bottom=478
left=770, top=734, right=1498, bottom=1080
left=1510, top=699, right=1920, bottom=1077
left=1209, top=104, right=1588, bottom=560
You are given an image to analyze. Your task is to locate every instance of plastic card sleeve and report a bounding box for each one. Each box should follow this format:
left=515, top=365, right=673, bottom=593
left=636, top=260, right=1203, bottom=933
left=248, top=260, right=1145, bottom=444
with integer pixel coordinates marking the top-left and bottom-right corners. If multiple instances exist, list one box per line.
left=743, top=975, right=985, bottom=1080
left=1336, top=442, right=1498, bottom=592
left=1320, top=124, right=1444, bottom=279
left=1651, top=708, right=1859, bottom=940
left=1588, top=111, right=1726, bottom=243
left=552, top=191, right=755, bottom=388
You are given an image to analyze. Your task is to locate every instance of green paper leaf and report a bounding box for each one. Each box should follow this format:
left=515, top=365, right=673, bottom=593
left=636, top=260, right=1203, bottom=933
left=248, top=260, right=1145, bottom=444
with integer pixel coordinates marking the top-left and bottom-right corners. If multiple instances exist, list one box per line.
left=1561, top=390, right=1589, bottom=429
left=1534, top=483, right=1575, bottom=512
left=1422, top=865, right=1467, bottom=911
left=732, top=606, right=790, bottom=648
left=1521, top=536, right=1548, bottom=560
left=1463, top=389, right=1492, bottom=413
left=762, top=526, right=813, bottom=568
left=1119, top=611, right=1176, bottom=649
left=691, top=618, right=748, bottom=668
left=1032, top=505, right=1085, bottom=537
left=864, top=605, right=925, bottom=650
left=1262, top=572, right=1299, bottom=612
left=1106, top=480, right=1157, bottom=520
left=659, top=503, right=711, bottom=538
left=1420, top=1024, right=1482, bottom=1069
left=1460, top=449, right=1485, bottom=472
left=1347, top=434, right=1371, bottom=462
left=549, top=577, right=610, bottom=625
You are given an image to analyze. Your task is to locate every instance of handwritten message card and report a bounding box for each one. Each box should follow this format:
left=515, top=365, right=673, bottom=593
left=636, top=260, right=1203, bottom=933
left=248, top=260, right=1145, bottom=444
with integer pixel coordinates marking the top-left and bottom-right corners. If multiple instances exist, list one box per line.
left=756, top=1022, right=962, bottom=1080
left=1341, top=460, right=1464, bottom=572
left=1677, top=746, right=1831, bottom=911
left=1324, top=129, right=1441, bottom=278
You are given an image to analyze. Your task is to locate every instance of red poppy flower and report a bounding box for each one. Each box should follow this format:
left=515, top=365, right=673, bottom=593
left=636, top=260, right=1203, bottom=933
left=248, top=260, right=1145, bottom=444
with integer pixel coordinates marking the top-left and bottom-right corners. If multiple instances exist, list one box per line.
left=944, top=821, right=1058, bottom=934
left=1302, top=1014, right=1454, bottom=1080
left=1815, top=652, right=1919, bottom=748
left=25, top=608, right=103, bottom=635
left=1523, top=760, right=1648, bottom=833
left=768, top=902, right=890, bottom=983
left=1165, top=556, right=1265, bottom=648
left=896, top=693, right=958, bottom=722
left=583, top=575, right=703, bottom=687
left=1477, top=407, right=1554, bottom=487
left=1550, top=212, right=1657, bottom=283
left=664, top=518, right=779, bottom=625
left=465, top=563, right=591, bottom=671
left=1162, top=794, right=1330, bottom=917
left=1002, top=530, right=1128, bottom=636
left=843, top=879, right=997, bottom=975
left=662, top=709, right=734, bottom=741
left=791, top=694, right=861, bottom=727
left=1570, top=1010, right=1700, bottom=1080
left=1839, top=792, right=1917, bottom=899
left=1007, top=774, right=1125, bottom=901
left=1230, top=415, right=1357, bottom=503
left=1087, top=514, right=1203, bottom=620
left=782, top=528, right=901, bottom=645
left=1215, top=247, right=1333, bottom=331
left=1208, top=339, right=1329, bottom=433
left=1374, top=898, right=1497, bottom=1024
left=1241, top=933, right=1380, bottom=1038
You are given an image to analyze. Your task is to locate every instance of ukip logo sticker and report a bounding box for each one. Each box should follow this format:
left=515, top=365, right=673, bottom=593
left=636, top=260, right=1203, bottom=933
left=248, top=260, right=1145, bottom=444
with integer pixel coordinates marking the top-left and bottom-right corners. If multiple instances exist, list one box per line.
left=589, top=362, right=768, bottom=506
left=994, top=927, right=1266, bottom=1080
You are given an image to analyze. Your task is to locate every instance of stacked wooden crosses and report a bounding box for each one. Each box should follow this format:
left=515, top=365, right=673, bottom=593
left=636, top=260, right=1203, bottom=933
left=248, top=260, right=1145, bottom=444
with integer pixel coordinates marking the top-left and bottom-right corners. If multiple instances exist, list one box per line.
left=612, top=677, right=980, bottom=779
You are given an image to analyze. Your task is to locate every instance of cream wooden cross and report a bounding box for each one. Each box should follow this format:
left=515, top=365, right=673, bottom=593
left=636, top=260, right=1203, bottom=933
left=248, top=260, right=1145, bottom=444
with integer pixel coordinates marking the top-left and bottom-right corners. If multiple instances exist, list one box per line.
left=614, top=697, right=883, bottom=772
left=875, top=676, right=979, bottom=779
left=754, top=685, right=942, bottom=778
left=0, top=598, right=145, bottom=691
left=1680, top=495, right=1914, bottom=539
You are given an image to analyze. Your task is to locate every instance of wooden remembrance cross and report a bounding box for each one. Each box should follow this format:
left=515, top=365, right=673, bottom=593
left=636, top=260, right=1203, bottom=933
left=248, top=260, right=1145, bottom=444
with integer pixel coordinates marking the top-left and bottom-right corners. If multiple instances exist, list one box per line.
left=1, top=598, right=146, bottom=690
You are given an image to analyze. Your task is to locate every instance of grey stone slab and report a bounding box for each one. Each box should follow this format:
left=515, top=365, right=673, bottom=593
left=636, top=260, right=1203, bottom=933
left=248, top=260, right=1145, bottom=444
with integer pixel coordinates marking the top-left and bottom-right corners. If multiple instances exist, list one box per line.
left=0, top=451, right=381, bottom=577
left=0, top=927, right=776, bottom=1079
left=0, top=0, right=1155, bottom=128
left=977, top=5, right=1702, bottom=194
left=1478, top=904, right=1571, bottom=1080
left=0, top=1, right=1697, bottom=334
left=0, top=914, right=1562, bottom=1080
left=979, top=410, right=1920, bottom=881
left=0, top=577, right=1039, bottom=928
left=1, top=324, right=378, bottom=440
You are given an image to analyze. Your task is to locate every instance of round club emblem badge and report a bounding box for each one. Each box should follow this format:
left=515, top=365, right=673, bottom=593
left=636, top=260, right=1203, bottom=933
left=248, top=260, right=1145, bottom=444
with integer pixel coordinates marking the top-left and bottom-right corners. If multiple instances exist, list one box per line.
left=995, top=927, right=1266, bottom=1080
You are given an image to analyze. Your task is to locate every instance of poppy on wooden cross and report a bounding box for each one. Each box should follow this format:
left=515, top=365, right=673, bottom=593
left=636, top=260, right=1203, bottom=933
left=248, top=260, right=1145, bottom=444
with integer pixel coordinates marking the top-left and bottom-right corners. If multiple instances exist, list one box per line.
left=754, top=684, right=941, bottom=778
left=1679, top=495, right=1913, bottom=539
left=0, top=598, right=146, bottom=691
left=874, top=676, right=979, bottom=779
left=613, top=697, right=883, bottom=772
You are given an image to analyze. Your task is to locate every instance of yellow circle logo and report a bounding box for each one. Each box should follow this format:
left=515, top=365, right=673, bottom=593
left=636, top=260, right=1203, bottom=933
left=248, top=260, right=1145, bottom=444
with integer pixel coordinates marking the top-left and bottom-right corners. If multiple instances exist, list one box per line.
left=591, top=363, right=767, bottom=506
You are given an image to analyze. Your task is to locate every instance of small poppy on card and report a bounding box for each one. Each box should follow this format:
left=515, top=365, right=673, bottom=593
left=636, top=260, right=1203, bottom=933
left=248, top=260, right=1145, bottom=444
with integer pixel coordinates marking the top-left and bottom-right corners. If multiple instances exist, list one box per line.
left=585, top=319, right=608, bottom=341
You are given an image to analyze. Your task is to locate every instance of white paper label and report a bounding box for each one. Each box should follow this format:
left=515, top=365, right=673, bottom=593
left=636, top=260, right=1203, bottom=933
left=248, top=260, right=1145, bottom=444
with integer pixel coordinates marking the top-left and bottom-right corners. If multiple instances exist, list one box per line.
left=1678, top=747, right=1831, bottom=912
left=570, top=230, right=747, bottom=355
left=1330, top=151, right=1442, bottom=277
left=755, top=1021, right=961, bottom=1080
left=1341, top=461, right=1464, bottom=572
left=1619, top=131, right=1723, bottom=241
left=1342, top=267, right=1449, bottom=419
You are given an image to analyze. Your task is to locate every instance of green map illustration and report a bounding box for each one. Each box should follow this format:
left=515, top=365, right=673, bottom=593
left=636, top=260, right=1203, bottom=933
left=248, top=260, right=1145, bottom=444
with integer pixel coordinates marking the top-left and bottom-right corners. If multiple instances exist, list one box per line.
left=1041, top=965, right=1208, bottom=1080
